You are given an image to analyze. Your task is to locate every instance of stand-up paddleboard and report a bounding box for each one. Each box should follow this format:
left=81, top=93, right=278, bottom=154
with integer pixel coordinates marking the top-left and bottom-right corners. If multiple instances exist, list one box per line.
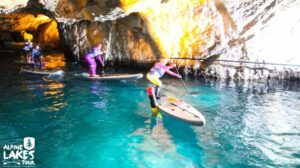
left=158, top=96, right=205, bottom=126
left=75, top=73, right=143, bottom=81
left=147, top=86, right=205, bottom=126
left=20, top=68, right=64, bottom=76
left=15, top=60, right=34, bottom=65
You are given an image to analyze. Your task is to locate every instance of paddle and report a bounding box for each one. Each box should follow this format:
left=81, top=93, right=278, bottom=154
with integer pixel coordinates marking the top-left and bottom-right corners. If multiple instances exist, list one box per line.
left=174, top=66, right=200, bottom=96
left=174, top=66, right=191, bottom=95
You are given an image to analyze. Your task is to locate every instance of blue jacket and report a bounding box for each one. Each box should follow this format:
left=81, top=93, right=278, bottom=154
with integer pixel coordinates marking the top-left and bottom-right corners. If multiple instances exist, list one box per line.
left=32, top=48, right=42, bottom=59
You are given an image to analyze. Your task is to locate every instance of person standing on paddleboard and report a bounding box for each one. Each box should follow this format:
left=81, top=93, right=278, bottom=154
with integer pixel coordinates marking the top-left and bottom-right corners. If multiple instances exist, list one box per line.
left=23, top=40, right=33, bottom=63
left=32, top=44, right=43, bottom=70
left=85, top=44, right=105, bottom=77
left=146, top=58, right=182, bottom=99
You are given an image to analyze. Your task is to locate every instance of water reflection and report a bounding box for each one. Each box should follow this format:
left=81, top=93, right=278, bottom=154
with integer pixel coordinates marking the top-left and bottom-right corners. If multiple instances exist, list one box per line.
left=25, top=77, right=67, bottom=112
left=88, top=81, right=108, bottom=109
left=130, top=118, right=193, bottom=167
left=129, top=107, right=204, bottom=167
left=41, top=79, right=66, bottom=112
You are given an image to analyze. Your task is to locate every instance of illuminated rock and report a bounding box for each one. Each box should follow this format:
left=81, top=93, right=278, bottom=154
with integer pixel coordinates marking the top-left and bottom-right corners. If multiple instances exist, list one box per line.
left=0, top=13, right=60, bottom=49
left=0, top=0, right=299, bottom=79
left=21, top=31, right=33, bottom=41
left=0, top=13, right=51, bottom=32
left=58, top=20, right=111, bottom=61
left=38, top=20, right=60, bottom=48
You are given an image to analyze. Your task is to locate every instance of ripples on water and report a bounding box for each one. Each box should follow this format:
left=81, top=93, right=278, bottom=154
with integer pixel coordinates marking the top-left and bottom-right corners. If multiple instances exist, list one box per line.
left=0, top=55, right=300, bottom=167
left=164, top=78, right=300, bottom=167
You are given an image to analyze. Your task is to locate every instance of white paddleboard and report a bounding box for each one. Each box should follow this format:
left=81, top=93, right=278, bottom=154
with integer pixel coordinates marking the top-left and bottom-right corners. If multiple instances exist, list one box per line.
left=157, top=96, right=205, bottom=126
left=21, top=68, right=64, bottom=76
left=76, top=73, right=143, bottom=81
left=15, top=60, right=34, bottom=65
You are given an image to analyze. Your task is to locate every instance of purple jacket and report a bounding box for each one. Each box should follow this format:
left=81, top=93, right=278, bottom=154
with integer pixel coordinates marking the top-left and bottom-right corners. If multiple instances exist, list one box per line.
left=85, top=47, right=104, bottom=66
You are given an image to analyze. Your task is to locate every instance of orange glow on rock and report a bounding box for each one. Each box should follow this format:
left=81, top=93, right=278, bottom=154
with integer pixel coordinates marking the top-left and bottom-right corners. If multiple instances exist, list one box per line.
left=0, top=13, right=60, bottom=48
left=0, top=13, right=51, bottom=32
left=126, top=30, right=157, bottom=63
left=38, top=20, right=60, bottom=48
left=21, top=31, right=33, bottom=41
left=43, top=54, right=66, bottom=70
left=121, top=0, right=213, bottom=59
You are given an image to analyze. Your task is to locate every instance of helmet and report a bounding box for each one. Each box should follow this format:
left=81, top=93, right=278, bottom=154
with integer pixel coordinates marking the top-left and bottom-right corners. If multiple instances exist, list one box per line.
left=96, top=43, right=102, bottom=48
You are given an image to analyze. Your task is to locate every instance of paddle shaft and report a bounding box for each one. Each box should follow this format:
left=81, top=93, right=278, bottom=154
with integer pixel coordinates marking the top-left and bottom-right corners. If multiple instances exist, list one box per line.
left=174, top=67, right=191, bottom=95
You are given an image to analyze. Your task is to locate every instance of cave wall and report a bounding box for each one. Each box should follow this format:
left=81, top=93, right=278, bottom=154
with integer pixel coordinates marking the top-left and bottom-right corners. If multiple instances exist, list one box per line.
left=58, top=20, right=112, bottom=61
left=0, top=12, right=60, bottom=49
left=54, top=0, right=120, bottom=20
left=111, top=14, right=159, bottom=66
left=0, top=0, right=29, bottom=13
left=0, top=13, right=51, bottom=32
left=0, top=0, right=299, bottom=79
left=59, top=13, right=160, bottom=67
left=38, top=20, right=60, bottom=48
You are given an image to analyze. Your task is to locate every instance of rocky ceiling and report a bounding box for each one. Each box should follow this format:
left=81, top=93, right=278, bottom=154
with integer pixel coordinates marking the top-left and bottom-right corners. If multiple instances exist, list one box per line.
left=0, top=0, right=299, bottom=71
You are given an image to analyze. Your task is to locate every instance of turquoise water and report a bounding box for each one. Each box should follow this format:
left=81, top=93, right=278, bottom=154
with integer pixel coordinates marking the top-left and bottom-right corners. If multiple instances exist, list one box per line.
left=1, top=54, right=300, bottom=168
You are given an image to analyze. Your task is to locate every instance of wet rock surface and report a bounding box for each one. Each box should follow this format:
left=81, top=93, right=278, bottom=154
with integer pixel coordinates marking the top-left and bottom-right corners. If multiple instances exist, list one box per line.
left=0, top=0, right=299, bottom=80
left=0, top=0, right=29, bottom=13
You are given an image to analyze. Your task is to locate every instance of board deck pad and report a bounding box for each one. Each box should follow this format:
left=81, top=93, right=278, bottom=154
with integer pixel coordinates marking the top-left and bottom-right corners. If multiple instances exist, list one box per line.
left=76, top=73, right=143, bottom=81
left=157, top=96, right=205, bottom=126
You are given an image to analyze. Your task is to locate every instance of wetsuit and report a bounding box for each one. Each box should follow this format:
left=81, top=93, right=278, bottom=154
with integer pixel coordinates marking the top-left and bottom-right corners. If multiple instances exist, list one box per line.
left=32, top=48, right=42, bottom=70
left=146, top=62, right=180, bottom=98
left=85, top=46, right=104, bottom=76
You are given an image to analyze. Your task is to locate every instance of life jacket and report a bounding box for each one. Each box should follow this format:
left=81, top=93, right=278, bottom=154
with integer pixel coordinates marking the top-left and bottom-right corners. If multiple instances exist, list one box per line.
left=86, top=46, right=102, bottom=58
left=23, top=42, right=32, bottom=51
left=149, top=63, right=166, bottom=78
left=32, top=48, right=42, bottom=58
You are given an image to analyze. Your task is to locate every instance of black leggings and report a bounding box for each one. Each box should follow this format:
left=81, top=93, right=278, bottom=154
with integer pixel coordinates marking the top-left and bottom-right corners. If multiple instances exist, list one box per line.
left=33, top=57, right=42, bottom=69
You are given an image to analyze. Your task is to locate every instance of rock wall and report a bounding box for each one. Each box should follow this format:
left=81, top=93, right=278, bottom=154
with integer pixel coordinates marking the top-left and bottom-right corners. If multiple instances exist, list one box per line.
left=205, top=0, right=300, bottom=81
left=0, top=0, right=29, bottom=13
left=38, top=20, right=60, bottom=48
left=58, top=13, right=160, bottom=66
left=0, top=12, right=60, bottom=49
left=0, top=0, right=299, bottom=80
left=58, top=20, right=112, bottom=61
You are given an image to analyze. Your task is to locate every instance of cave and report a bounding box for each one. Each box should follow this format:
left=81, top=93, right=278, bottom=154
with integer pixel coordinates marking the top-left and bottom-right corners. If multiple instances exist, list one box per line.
left=0, top=13, right=60, bottom=50
left=0, top=1, right=300, bottom=168
left=0, top=11, right=66, bottom=69
left=0, top=0, right=299, bottom=77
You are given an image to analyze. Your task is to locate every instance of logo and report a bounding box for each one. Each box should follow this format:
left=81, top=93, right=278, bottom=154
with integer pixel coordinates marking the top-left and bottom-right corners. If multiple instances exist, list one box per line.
left=24, top=137, right=35, bottom=151
left=2, top=137, right=35, bottom=167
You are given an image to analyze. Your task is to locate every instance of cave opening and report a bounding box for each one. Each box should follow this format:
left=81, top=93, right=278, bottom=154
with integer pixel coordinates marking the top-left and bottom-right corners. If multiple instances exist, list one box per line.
left=0, top=12, right=65, bottom=69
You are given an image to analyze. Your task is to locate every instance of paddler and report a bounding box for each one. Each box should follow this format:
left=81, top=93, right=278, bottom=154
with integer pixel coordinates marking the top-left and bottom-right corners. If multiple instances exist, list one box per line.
left=85, top=44, right=105, bottom=77
left=146, top=58, right=182, bottom=99
left=23, top=39, right=33, bottom=63
left=31, top=44, right=43, bottom=70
